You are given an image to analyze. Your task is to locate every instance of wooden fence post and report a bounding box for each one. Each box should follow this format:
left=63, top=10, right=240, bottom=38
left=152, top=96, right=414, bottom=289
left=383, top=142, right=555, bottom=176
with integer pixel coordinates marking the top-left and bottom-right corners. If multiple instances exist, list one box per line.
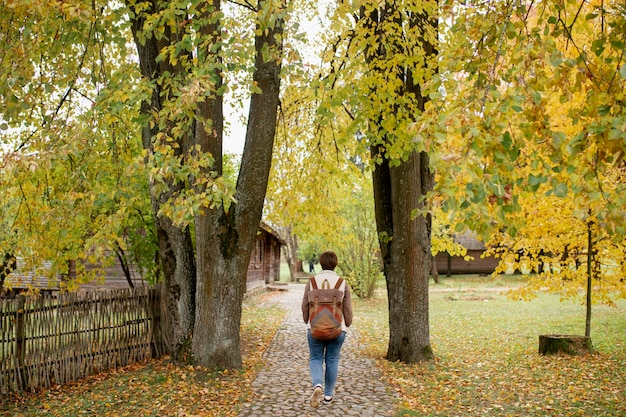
left=15, top=294, right=26, bottom=390
left=148, top=288, right=163, bottom=358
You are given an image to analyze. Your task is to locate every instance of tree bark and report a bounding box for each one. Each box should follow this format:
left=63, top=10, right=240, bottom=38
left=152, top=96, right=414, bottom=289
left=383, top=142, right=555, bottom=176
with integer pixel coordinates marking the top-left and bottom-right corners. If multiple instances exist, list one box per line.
left=538, top=335, right=593, bottom=355
left=364, top=1, right=436, bottom=363
left=128, top=1, right=197, bottom=358
left=373, top=150, right=434, bottom=363
left=192, top=0, right=285, bottom=369
left=431, top=254, right=440, bottom=284
left=114, top=244, right=134, bottom=289
left=281, top=225, right=299, bottom=281
left=0, top=253, right=17, bottom=295
left=586, top=218, right=593, bottom=338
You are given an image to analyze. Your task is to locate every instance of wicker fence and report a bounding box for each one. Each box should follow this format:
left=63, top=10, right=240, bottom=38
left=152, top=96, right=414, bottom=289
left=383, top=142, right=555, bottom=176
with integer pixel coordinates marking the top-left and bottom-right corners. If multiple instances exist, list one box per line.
left=0, top=287, right=163, bottom=395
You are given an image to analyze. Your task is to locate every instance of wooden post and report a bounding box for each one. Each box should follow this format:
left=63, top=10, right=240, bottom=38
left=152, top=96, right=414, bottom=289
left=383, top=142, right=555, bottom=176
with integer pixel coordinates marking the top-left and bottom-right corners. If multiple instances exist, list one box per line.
left=148, top=288, right=163, bottom=358
left=15, top=294, right=26, bottom=389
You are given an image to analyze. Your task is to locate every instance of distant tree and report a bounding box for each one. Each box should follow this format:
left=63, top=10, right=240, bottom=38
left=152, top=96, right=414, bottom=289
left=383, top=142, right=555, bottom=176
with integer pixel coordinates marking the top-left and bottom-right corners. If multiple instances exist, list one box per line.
left=485, top=188, right=626, bottom=337
left=334, top=180, right=382, bottom=299
left=434, top=0, right=626, bottom=338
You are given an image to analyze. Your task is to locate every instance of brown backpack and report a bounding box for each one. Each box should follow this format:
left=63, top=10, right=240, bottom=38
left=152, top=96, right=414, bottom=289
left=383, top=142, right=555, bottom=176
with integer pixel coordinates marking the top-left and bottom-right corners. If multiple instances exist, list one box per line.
left=308, top=277, right=344, bottom=341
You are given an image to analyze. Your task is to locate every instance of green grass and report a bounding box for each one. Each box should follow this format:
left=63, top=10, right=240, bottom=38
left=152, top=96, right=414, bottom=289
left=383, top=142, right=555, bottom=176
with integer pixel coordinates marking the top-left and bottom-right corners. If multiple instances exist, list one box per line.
left=278, top=261, right=291, bottom=282
left=353, top=275, right=626, bottom=417
left=277, top=260, right=318, bottom=282
left=430, top=273, right=528, bottom=289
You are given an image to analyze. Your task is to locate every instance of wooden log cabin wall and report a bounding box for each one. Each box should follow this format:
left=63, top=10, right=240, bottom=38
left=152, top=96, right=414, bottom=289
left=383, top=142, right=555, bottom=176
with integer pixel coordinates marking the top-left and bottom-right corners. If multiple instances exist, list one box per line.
left=3, top=222, right=284, bottom=296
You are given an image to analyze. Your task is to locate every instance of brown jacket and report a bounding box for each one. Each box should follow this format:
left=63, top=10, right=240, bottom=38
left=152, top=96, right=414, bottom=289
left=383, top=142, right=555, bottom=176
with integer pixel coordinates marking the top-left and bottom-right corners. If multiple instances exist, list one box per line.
left=302, top=270, right=353, bottom=330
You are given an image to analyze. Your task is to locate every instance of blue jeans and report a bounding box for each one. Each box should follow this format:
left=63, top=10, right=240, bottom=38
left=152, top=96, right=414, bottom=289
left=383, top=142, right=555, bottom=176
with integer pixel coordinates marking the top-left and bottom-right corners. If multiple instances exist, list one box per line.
left=307, top=330, right=346, bottom=397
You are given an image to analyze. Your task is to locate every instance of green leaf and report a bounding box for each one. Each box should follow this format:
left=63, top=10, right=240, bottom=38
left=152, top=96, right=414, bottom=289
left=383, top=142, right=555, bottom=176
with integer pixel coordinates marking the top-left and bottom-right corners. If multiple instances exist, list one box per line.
left=531, top=91, right=542, bottom=105
left=592, top=39, right=605, bottom=56
left=549, top=52, right=563, bottom=66
left=552, top=182, right=568, bottom=198
left=528, top=173, right=545, bottom=186
left=597, top=105, right=611, bottom=116
left=501, top=132, right=512, bottom=150
left=610, top=40, right=625, bottom=49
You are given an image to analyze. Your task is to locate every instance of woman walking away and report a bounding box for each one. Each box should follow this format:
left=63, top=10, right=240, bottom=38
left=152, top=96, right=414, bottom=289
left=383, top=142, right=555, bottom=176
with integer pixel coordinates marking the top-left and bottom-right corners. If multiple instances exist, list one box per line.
left=302, top=250, right=353, bottom=408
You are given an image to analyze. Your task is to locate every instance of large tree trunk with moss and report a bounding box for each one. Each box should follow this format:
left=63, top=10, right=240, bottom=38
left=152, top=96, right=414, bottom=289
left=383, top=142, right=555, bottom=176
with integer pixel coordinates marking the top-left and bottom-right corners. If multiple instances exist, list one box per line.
left=128, top=1, right=197, bottom=358
left=192, top=0, right=285, bottom=368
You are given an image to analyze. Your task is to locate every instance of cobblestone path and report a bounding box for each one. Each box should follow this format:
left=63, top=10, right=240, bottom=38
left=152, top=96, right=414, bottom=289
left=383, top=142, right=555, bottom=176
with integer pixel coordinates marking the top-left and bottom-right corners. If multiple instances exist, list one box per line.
left=237, top=284, right=397, bottom=417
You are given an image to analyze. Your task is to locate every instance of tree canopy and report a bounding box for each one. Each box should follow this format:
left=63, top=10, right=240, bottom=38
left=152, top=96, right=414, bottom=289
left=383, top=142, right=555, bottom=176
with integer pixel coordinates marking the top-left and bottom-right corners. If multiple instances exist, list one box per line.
left=1, top=0, right=625, bottom=367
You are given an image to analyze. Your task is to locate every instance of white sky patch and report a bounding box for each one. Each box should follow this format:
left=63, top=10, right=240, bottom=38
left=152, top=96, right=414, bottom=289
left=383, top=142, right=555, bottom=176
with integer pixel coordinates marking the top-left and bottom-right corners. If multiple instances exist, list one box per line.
left=223, top=5, right=328, bottom=156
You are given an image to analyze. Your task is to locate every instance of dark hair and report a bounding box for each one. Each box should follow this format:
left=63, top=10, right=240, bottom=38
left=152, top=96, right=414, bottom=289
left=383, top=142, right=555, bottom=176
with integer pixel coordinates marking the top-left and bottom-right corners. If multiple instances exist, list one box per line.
left=319, top=251, right=338, bottom=271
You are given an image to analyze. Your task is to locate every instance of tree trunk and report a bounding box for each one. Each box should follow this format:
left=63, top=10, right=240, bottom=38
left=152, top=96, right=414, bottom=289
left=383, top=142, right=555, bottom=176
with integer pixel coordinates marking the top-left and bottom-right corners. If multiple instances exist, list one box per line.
left=373, top=150, right=434, bottom=363
left=539, top=335, right=593, bottom=355
left=586, top=218, right=593, bottom=338
left=114, top=243, right=134, bottom=289
left=431, top=254, right=440, bottom=284
left=364, top=1, right=436, bottom=363
left=128, top=1, right=197, bottom=357
left=282, top=225, right=299, bottom=282
left=154, top=219, right=196, bottom=358
left=0, top=253, right=17, bottom=295
left=192, top=0, right=285, bottom=369
left=129, top=0, right=285, bottom=369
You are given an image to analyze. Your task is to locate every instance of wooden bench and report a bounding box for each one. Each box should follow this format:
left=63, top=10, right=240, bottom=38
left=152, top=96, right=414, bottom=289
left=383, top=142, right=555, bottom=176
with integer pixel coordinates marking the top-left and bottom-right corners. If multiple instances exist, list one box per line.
left=293, top=274, right=312, bottom=283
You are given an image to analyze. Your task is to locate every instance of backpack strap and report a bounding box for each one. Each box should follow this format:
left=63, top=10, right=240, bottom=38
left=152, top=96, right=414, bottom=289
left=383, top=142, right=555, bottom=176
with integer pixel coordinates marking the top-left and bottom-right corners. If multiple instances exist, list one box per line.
left=334, top=278, right=344, bottom=290
left=310, top=276, right=343, bottom=290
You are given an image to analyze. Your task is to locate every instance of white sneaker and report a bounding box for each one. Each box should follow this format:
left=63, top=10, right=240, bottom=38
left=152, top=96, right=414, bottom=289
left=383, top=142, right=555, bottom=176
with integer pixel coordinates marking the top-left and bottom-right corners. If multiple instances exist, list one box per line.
left=310, top=385, right=323, bottom=408
left=323, top=395, right=333, bottom=405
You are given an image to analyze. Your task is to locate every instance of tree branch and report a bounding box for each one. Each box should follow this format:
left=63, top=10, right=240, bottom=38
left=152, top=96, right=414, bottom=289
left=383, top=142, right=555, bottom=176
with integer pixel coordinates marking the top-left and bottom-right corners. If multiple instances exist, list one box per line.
left=16, top=16, right=97, bottom=152
left=227, top=0, right=256, bottom=12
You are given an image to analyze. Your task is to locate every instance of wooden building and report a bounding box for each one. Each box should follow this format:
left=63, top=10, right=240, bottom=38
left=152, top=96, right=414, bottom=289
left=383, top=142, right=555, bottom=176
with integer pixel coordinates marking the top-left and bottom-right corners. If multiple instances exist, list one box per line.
left=434, top=231, right=499, bottom=275
left=3, top=222, right=284, bottom=296
left=245, top=222, right=285, bottom=292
